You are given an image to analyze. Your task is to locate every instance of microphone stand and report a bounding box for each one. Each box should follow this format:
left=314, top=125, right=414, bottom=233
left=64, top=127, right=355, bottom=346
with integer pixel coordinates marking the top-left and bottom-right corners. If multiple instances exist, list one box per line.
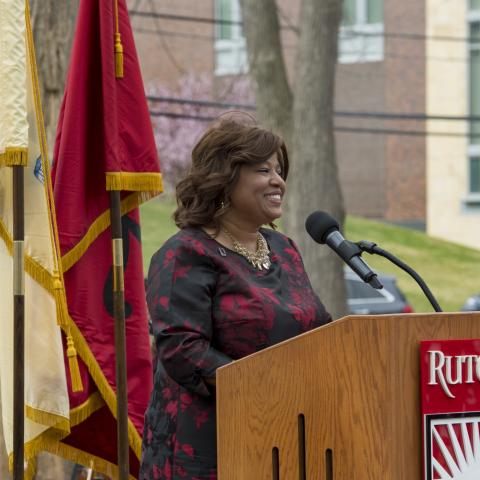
left=356, top=240, right=443, bottom=313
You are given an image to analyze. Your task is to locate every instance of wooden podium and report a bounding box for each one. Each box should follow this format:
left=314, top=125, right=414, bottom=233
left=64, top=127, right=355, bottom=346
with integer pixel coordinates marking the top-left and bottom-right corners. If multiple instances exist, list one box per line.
left=216, top=312, right=480, bottom=479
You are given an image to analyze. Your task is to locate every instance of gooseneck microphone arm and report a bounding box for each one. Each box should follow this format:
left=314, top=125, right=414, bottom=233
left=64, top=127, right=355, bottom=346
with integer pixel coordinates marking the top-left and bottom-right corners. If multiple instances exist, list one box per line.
left=356, top=240, right=443, bottom=313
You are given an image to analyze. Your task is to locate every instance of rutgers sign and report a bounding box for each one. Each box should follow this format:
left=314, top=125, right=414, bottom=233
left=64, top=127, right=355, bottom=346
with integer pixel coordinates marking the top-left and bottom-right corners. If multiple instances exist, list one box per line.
left=421, top=339, right=480, bottom=480
left=428, top=350, right=480, bottom=398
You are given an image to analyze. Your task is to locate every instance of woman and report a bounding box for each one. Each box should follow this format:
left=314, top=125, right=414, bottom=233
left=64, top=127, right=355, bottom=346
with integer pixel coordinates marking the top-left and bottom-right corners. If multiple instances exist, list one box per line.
left=140, top=116, right=331, bottom=479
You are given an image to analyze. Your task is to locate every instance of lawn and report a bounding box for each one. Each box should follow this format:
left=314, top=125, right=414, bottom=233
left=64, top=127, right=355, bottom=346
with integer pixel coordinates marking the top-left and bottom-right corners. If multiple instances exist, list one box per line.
left=140, top=196, right=480, bottom=314
left=346, top=217, right=480, bottom=313
left=140, top=195, right=179, bottom=265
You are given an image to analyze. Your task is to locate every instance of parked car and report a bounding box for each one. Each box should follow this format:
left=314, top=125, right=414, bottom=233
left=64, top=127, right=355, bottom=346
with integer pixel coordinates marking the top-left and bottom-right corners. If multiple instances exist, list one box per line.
left=71, top=464, right=109, bottom=480
left=461, top=294, right=480, bottom=312
left=345, top=269, right=413, bottom=315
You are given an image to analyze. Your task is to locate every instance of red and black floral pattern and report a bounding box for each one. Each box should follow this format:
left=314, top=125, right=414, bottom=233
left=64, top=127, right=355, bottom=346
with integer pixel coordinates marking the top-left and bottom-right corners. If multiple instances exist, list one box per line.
left=139, top=228, right=331, bottom=479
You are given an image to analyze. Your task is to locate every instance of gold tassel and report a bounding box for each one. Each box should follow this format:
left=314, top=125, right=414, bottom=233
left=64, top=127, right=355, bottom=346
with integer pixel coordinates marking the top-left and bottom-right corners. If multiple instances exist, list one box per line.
left=52, top=275, right=83, bottom=391
left=113, top=0, right=123, bottom=78
left=114, top=32, right=123, bottom=78
left=53, top=276, right=68, bottom=327
left=67, top=334, right=84, bottom=392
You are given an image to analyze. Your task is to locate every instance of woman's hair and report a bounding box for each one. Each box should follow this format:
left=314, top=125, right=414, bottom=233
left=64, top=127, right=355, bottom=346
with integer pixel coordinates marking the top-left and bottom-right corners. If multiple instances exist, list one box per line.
left=174, top=116, right=289, bottom=229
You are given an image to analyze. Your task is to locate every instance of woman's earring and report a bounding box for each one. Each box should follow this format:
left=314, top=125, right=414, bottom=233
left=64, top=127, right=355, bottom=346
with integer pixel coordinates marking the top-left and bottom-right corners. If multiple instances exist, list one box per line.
left=220, top=201, right=226, bottom=209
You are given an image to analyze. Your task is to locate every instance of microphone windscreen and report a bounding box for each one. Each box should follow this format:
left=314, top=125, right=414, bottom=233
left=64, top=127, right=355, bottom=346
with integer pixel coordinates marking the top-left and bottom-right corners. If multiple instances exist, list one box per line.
left=305, top=211, right=340, bottom=244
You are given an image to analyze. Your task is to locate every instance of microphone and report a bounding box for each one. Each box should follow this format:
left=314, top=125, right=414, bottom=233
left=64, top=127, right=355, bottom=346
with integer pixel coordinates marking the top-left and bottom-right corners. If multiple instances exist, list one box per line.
left=305, top=211, right=383, bottom=290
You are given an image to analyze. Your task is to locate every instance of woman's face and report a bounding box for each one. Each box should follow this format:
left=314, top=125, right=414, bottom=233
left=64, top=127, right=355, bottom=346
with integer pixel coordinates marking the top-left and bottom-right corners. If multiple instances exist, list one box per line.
left=227, top=153, right=286, bottom=228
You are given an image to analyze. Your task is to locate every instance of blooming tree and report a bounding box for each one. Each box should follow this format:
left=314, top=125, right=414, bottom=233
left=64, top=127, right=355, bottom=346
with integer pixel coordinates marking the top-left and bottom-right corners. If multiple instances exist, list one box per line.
left=147, top=74, right=254, bottom=191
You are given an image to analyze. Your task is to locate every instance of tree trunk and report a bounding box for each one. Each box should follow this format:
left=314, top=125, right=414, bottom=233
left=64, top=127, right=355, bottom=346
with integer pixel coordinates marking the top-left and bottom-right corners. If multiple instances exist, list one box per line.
left=29, top=0, right=79, bottom=157
left=290, top=0, right=347, bottom=319
left=239, top=0, right=292, bottom=139
left=240, top=0, right=347, bottom=318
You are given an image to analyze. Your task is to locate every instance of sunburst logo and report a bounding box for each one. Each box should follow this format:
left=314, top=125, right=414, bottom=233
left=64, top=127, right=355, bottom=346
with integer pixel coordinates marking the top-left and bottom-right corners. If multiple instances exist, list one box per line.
left=427, top=415, right=480, bottom=479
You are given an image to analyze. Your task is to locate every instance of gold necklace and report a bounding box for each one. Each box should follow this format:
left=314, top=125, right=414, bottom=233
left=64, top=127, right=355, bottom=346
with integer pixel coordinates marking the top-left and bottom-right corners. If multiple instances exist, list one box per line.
left=221, top=227, right=271, bottom=270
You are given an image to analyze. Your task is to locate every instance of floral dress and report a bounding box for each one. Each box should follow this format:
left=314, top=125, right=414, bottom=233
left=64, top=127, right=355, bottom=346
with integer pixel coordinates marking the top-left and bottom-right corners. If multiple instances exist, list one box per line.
left=139, top=227, right=331, bottom=480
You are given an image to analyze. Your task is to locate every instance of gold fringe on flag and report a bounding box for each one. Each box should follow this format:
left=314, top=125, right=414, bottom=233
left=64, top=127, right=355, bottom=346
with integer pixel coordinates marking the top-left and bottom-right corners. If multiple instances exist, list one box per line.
left=0, top=216, right=83, bottom=392
left=25, top=406, right=70, bottom=432
left=113, top=0, right=123, bottom=78
left=65, top=316, right=144, bottom=459
left=69, top=392, right=105, bottom=426
left=0, top=147, right=28, bottom=166
left=105, top=171, right=163, bottom=191
left=9, top=426, right=68, bottom=476
left=61, top=191, right=157, bottom=273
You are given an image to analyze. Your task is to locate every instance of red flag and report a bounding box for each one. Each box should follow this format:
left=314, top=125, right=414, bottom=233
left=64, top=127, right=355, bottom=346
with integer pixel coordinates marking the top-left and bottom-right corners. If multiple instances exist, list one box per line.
left=50, top=0, right=162, bottom=476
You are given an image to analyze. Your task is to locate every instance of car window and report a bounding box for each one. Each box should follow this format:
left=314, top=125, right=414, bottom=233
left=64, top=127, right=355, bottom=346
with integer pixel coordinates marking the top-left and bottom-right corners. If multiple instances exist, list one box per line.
left=346, top=279, right=387, bottom=300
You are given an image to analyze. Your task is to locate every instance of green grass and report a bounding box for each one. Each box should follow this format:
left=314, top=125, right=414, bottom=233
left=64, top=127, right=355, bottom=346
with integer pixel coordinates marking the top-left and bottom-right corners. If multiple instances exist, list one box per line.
left=140, top=196, right=179, bottom=270
left=140, top=197, right=480, bottom=313
left=345, top=217, right=480, bottom=313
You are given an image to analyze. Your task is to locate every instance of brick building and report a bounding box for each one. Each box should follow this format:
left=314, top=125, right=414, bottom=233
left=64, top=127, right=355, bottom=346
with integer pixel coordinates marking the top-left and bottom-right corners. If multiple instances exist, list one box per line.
left=128, top=0, right=480, bottom=249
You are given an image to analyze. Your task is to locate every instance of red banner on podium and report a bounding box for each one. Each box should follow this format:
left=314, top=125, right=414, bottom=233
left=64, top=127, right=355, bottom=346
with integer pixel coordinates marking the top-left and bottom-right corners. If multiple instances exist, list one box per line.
left=420, top=339, right=480, bottom=479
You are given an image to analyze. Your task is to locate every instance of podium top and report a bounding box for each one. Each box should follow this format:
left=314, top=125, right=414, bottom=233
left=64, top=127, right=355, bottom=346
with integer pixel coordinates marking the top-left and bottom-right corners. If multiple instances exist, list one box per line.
left=217, top=312, right=480, bottom=480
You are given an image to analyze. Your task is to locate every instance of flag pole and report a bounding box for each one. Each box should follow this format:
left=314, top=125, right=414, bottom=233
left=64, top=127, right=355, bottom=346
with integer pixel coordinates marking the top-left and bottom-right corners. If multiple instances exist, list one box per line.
left=12, top=164, right=25, bottom=480
left=110, top=190, right=129, bottom=480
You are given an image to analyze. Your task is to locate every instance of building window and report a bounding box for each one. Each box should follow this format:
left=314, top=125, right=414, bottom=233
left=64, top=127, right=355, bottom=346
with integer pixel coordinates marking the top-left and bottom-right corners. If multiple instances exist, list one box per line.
left=468, top=6, right=480, bottom=199
left=470, top=157, right=480, bottom=194
left=339, top=0, right=384, bottom=64
left=214, top=0, right=247, bottom=76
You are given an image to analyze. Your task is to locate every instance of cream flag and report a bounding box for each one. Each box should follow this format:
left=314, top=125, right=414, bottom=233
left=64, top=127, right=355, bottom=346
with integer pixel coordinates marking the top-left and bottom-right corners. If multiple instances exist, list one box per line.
left=0, top=0, right=71, bottom=472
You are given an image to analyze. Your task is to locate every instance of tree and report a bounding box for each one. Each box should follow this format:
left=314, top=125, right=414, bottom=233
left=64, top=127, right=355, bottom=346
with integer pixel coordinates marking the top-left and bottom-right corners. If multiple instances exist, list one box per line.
left=30, top=0, right=79, bottom=155
left=240, top=0, right=347, bottom=318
